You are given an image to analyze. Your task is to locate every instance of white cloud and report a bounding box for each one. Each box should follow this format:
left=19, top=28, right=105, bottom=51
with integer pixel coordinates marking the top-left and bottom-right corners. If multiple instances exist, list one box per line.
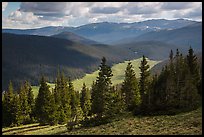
left=2, top=2, right=8, bottom=11
left=2, top=2, right=202, bottom=29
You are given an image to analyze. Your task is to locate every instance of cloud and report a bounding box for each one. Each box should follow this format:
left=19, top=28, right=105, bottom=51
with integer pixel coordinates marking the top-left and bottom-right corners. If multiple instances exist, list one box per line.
left=125, top=2, right=162, bottom=15
left=90, top=7, right=121, bottom=14
left=9, top=10, right=39, bottom=24
left=2, top=2, right=8, bottom=11
left=161, top=2, right=193, bottom=10
left=20, top=2, right=69, bottom=17
left=2, top=2, right=202, bottom=29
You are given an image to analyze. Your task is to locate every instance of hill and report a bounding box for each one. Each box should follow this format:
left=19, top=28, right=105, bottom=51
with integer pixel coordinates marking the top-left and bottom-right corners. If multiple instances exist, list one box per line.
left=2, top=33, right=137, bottom=91
left=73, top=57, right=161, bottom=91
left=51, top=31, right=99, bottom=45
left=2, top=19, right=198, bottom=44
left=115, top=41, right=185, bottom=60
left=114, top=22, right=202, bottom=53
left=2, top=107, right=202, bottom=135
left=30, top=57, right=161, bottom=98
left=2, top=26, right=73, bottom=36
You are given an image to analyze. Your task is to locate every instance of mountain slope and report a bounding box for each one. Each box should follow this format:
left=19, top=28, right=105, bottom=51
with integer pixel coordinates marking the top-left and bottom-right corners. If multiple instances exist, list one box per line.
left=115, top=22, right=202, bottom=52
left=2, top=19, right=198, bottom=44
left=2, top=26, right=73, bottom=36
left=2, top=107, right=202, bottom=135
left=2, top=33, right=137, bottom=91
left=51, top=31, right=99, bottom=45
left=115, top=41, right=186, bottom=60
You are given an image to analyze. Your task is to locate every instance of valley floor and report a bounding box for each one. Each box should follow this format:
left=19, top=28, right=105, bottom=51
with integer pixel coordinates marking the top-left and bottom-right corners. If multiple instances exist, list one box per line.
left=2, top=107, right=202, bottom=135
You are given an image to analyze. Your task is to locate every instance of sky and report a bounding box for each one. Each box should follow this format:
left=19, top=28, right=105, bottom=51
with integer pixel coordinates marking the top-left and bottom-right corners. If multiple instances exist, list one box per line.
left=2, top=2, right=202, bottom=29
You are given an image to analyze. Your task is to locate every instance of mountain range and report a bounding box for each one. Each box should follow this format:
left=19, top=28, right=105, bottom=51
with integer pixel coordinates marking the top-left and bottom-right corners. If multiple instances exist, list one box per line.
left=2, top=19, right=202, bottom=91
left=3, top=19, right=198, bottom=44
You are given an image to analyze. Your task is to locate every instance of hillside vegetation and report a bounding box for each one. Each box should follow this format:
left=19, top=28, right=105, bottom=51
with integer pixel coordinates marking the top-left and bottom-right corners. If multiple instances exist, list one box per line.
left=2, top=107, right=202, bottom=135
left=2, top=33, right=136, bottom=91
left=73, top=57, right=161, bottom=91
left=31, top=57, right=161, bottom=96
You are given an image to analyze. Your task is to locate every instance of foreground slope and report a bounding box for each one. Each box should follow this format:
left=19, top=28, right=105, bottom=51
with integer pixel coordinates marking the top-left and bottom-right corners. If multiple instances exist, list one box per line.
left=2, top=107, right=202, bottom=135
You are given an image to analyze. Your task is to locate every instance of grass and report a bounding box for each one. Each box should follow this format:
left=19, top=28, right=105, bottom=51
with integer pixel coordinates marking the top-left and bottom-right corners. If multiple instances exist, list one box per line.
left=2, top=107, right=202, bottom=135
left=31, top=57, right=161, bottom=98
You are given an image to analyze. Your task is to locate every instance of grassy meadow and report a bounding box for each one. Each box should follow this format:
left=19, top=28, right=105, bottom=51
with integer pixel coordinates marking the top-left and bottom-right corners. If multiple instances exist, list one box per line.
left=31, top=57, right=161, bottom=98
left=2, top=106, right=202, bottom=135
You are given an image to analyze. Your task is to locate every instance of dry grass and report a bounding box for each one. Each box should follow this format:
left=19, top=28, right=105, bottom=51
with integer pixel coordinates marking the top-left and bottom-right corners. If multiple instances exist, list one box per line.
left=2, top=107, right=202, bottom=135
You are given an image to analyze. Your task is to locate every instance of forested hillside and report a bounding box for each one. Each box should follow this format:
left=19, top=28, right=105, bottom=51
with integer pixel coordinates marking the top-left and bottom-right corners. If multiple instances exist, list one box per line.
left=2, top=33, right=137, bottom=91
left=2, top=48, right=202, bottom=132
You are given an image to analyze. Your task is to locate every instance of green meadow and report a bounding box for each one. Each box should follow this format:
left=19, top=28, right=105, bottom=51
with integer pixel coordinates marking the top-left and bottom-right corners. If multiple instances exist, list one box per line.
left=31, top=57, right=161, bottom=98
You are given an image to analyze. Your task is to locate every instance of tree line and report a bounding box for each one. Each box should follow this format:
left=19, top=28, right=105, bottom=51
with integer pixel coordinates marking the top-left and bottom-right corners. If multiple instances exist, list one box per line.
left=2, top=47, right=202, bottom=129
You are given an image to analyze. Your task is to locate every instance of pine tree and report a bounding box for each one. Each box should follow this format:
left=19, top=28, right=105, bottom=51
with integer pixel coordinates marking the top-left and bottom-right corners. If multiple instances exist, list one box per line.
left=139, top=55, right=151, bottom=113
left=53, top=71, right=62, bottom=124
left=180, top=72, right=200, bottom=109
left=2, top=92, right=6, bottom=127
left=70, top=80, right=83, bottom=124
left=186, top=47, right=201, bottom=92
left=3, top=81, right=15, bottom=126
left=80, top=83, right=91, bottom=120
left=91, top=57, right=113, bottom=119
left=26, top=81, right=35, bottom=123
left=19, top=82, right=30, bottom=124
left=12, top=94, right=23, bottom=126
left=121, top=62, right=140, bottom=111
left=166, top=50, right=177, bottom=108
left=35, top=76, right=56, bottom=125
left=149, top=74, right=158, bottom=111
left=104, top=86, right=124, bottom=119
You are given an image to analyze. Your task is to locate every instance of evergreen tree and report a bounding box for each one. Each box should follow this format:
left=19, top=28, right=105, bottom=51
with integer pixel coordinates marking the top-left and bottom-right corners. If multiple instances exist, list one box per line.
left=12, top=94, right=23, bottom=126
left=19, top=82, right=30, bottom=124
left=139, top=55, right=151, bottom=113
left=35, top=76, right=56, bottom=125
left=53, top=71, right=62, bottom=124
left=2, top=92, right=6, bottom=127
left=70, top=80, right=83, bottom=124
left=80, top=83, right=91, bottom=119
left=104, top=86, right=124, bottom=119
left=180, top=72, right=200, bottom=109
left=26, top=81, right=35, bottom=123
left=3, top=81, right=15, bottom=126
left=121, top=62, right=140, bottom=111
left=186, top=47, right=201, bottom=92
left=91, top=57, right=113, bottom=119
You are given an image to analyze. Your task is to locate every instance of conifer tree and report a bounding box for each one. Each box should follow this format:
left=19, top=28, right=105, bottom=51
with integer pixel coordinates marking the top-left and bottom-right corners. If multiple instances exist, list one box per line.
left=60, top=74, right=71, bottom=124
left=91, top=57, right=113, bottom=119
left=69, top=80, right=83, bottom=124
left=139, top=55, right=150, bottom=113
left=186, top=47, right=201, bottom=92
left=53, top=71, right=62, bottom=124
left=19, top=82, right=30, bottom=124
left=12, top=94, right=23, bottom=126
left=121, top=62, right=140, bottom=111
left=3, top=81, right=15, bottom=126
left=26, top=81, right=35, bottom=123
left=35, top=76, right=56, bottom=125
left=80, top=83, right=91, bottom=119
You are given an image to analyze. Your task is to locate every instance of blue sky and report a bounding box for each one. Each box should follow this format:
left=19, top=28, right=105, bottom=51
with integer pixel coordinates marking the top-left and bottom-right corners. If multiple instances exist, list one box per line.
left=2, top=2, right=20, bottom=17
left=2, top=2, right=202, bottom=29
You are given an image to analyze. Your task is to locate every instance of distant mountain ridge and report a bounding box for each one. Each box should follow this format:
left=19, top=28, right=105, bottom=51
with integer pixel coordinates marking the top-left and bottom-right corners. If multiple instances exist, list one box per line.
left=113, top=22, right=202, bottom=55
left=51, top=31, right=100, bottom=45
left=2, top=19, right=199, bottom=44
